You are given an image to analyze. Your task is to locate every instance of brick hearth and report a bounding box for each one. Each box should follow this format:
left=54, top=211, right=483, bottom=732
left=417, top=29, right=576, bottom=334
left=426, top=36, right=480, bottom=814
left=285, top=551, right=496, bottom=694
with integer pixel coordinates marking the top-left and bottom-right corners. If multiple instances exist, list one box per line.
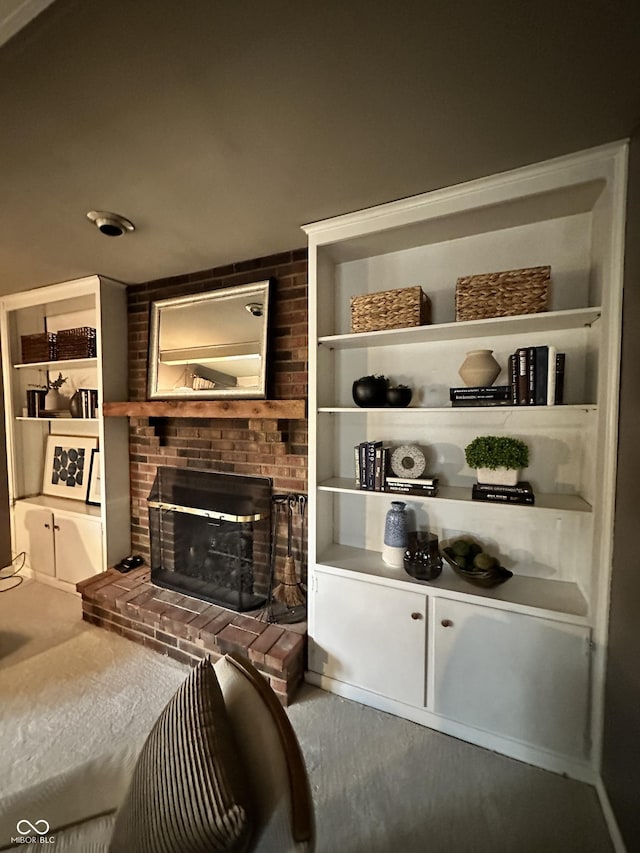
left=77, top=567, right=305, bottom=705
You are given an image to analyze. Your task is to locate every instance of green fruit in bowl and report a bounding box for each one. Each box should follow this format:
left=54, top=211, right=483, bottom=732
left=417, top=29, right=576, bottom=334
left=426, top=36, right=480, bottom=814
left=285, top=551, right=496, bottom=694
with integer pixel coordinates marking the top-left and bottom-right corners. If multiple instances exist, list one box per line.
left=468, top=543, right=482, bottom=558
left=473, top=552, right=498, bottom=571
left=451, top=539, right=471, bottom=557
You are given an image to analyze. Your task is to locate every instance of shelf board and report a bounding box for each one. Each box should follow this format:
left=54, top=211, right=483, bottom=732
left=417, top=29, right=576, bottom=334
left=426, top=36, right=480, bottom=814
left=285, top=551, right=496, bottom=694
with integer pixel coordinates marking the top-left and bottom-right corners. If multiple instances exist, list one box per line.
left=15, top=493, right=101, bottom=520
left=316, top=543, right=589, bottom=622
left=318, top=307, right=601, bottom=350
left=318, top=404, right=597, bottom=415
left=318, top=478, right=592, bottom=513
left=13, top=357, right=98, bottom=370
left=103, top=399, right=306, bottom=420
left=16, top=416, right=98, bottom=424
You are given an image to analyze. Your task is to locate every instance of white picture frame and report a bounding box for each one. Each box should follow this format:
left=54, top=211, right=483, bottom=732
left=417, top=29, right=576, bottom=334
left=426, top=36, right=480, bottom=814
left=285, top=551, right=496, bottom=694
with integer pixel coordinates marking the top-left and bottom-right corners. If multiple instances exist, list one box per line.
left=42, top=435, right=98, bottom=501
left=86, top=449, right=101, bottom=506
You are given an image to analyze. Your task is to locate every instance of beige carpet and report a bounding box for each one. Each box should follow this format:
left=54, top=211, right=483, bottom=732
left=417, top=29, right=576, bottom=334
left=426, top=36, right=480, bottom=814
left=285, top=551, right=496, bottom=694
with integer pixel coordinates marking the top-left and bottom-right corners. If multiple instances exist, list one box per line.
left=0, top=580, right=614, bottom=853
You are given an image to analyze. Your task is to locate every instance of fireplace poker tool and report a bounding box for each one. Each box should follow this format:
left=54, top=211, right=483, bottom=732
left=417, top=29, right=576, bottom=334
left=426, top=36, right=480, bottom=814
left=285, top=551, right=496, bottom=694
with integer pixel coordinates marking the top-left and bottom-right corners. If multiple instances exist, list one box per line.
left=259, top=493, right=307, bottom=623
left=273, top=494, right=306, bottom=608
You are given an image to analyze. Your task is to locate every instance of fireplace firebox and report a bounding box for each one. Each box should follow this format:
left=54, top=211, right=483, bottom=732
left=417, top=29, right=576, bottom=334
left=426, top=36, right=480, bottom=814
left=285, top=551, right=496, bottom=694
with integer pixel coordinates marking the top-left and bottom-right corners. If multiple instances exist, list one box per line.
left=147, top=467, right=272, bottom=612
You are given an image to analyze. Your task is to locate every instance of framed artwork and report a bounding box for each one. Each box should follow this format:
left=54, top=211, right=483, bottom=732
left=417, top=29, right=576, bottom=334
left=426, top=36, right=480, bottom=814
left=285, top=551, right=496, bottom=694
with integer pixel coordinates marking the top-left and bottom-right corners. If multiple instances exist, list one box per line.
left=42, top=435, right=98, bottom=501
left=86, top=449, right=101, bottom=506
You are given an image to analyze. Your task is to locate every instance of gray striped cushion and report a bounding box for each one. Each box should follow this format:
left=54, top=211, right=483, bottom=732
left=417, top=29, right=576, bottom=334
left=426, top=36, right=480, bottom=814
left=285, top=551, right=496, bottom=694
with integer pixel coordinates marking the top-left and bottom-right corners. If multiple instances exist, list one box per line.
left=109, top=658, right=252, bottom=853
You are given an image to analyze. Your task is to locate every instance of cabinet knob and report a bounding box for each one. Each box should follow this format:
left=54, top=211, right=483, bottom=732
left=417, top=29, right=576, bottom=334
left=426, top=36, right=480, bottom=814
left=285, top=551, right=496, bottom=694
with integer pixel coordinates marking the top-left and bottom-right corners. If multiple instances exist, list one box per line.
left=441, top=619, right=453, bottom=628
left=410, top=612, right=423, bottom=620
left=43, top=523, right=50, bottom=529
left=53, top=524, right=60, bottom=531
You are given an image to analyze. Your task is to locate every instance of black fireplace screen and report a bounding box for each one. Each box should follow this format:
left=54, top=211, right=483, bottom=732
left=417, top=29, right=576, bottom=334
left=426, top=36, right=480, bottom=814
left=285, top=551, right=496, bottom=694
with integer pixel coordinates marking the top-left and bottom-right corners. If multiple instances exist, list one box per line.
left=148, top=467, right=272, bottom=612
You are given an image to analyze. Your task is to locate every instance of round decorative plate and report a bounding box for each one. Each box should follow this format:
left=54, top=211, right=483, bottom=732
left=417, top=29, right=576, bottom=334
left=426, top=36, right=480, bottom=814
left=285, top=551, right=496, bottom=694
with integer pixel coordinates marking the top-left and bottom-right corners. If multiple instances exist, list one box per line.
left=390, top=445, right=426, bottom=478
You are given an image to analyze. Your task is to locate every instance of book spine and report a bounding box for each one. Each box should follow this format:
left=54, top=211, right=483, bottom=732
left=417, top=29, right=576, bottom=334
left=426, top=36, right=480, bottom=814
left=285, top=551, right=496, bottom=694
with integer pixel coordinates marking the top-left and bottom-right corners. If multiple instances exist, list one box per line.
left=374, top=446, right=384, bottom=491
left=366, top=442, right=381, bottom=491
left=354, top=444, right=361, bottom=487
left=516, top=348, right=529, bottom=405
left=546, top=345, right=557, bottom=405
left=509, top=353, right=518, bottom=404
left=473, top=482, right=532, bottom=495
left=450, top=390, right=510, bottom=401
left=471, top=490, right=535, bottom=505
left=451, top=399, right=513, bottom=407
left=450, top=385, right=510, bottom=398
left=534, top=346, right=549, bottom=406
left=381, top=446, right=389, bottom=490
left=387, top=485, right=439, bottom=496
left=386, top=477, right=439, bottom=486
left=555, top=353, right=565, bottom=404
left=527, top=345, right=536, bottom=405
left=359, top=443, right=367, bottom=489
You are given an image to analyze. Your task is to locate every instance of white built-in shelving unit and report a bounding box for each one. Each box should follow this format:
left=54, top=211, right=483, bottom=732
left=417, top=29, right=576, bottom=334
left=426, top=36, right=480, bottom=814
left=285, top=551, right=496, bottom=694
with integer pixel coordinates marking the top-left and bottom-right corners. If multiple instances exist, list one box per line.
left=303, top=142, right=628, bottom=783
left=0, top=276, right=131, bottom=591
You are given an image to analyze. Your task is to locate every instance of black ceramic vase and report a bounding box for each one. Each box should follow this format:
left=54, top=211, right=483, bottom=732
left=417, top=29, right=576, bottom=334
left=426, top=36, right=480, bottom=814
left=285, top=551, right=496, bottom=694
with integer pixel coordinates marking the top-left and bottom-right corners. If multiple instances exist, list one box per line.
left=69, top=390, right=83, bottom=418
left=352, top=375, right=388, bottom=407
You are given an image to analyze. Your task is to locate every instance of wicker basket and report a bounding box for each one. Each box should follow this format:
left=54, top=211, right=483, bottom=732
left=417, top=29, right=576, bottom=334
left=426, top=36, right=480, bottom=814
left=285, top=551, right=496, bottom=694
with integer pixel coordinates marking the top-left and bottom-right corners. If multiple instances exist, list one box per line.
left=350, top=285, right=431, bottom=333
left=56, top=327, right=97, bottom=359
left=455, top=266, right=550, bottom=322
left=20, top=332, right=56, bottom=363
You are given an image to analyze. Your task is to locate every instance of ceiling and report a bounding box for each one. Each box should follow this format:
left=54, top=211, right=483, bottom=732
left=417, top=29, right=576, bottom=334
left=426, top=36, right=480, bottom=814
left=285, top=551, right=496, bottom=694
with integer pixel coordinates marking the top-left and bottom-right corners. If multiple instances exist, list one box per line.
left=0, top=0, right=639, bottom=295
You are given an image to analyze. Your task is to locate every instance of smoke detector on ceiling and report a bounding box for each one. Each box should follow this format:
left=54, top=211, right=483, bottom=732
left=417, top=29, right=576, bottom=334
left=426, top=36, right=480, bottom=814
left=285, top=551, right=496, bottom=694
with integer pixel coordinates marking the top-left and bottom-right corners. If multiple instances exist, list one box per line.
left=86, top=210, right=135, bottom=237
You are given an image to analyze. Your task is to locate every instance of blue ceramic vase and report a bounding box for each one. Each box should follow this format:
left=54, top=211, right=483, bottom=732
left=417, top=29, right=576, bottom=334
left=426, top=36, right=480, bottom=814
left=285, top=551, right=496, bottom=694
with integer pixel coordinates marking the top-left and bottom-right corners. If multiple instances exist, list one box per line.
left=383, top=501, right=408, bottom=568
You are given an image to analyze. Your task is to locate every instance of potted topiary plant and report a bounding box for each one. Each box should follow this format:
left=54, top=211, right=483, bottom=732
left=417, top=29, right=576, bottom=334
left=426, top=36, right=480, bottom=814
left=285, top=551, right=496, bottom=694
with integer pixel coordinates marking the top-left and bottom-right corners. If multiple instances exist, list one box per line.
left=464, top=435, right=529, bottom=486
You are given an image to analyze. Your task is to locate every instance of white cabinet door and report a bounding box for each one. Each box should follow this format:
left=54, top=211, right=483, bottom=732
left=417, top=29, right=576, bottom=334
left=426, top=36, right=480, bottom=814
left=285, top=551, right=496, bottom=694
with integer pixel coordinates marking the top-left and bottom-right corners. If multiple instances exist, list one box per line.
left=54, top=515, right=102, bottom=583
left=310, top=571, right=428, bottom=707
left=13, top=502, right=55, bottom=576
left=432, top=599, right=591, bottom=758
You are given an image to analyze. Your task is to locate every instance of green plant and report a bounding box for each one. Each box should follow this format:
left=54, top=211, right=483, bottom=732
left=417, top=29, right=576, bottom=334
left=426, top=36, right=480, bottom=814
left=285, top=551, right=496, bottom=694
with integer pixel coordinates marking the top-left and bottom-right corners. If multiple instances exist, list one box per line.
left=47, top=372, right=67, bottom=391
left=464, top=435, right=529, bottom=470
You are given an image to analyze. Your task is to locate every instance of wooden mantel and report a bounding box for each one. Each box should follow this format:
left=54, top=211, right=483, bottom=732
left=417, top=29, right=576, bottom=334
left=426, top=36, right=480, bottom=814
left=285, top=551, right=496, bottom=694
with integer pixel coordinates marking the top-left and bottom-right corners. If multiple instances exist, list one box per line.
left=102, top=399, right=306, bottom=419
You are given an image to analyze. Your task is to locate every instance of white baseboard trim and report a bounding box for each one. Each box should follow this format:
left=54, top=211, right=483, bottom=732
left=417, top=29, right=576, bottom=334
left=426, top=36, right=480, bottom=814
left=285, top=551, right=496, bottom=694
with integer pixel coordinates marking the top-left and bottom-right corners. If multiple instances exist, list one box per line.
left=596, top=777, right=627, bottom=853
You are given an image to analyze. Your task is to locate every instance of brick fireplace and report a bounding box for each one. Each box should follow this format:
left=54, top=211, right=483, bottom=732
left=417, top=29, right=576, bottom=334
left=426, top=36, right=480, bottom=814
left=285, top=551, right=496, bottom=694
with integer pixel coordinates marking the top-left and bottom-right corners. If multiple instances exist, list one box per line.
left=79, top=250, right=309, bottom=702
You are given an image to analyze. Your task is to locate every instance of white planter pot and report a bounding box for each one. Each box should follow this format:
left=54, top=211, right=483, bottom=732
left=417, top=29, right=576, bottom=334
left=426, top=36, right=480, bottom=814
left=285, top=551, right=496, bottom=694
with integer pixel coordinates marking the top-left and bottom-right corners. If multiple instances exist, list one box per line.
left=476, top=466, right=519, bottom=486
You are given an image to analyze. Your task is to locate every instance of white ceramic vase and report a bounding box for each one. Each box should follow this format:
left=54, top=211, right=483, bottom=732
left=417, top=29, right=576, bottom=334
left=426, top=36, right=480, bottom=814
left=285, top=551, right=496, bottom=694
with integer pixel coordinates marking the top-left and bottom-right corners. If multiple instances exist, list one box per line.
left=476, top=466, right=519, bottom=486
left=458, top=349, right=501, bottom=387
left=43, top=388, right=65, bottom=411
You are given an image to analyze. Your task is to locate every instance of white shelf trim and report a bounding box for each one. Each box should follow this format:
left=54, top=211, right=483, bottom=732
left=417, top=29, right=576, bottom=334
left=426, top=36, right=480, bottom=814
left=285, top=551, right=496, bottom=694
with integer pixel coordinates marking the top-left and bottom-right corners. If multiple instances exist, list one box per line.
left=318, top=307, right=601, bottom=350
left=318, top=404, right=597, bottom=414
left=13, top=357, right=98, bottom=370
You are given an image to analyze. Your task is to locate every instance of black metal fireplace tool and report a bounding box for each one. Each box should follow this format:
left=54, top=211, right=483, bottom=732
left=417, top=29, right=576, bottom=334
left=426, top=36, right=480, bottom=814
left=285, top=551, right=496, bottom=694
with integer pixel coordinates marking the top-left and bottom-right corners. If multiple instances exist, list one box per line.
left=258, top=492, right=307, bottom=624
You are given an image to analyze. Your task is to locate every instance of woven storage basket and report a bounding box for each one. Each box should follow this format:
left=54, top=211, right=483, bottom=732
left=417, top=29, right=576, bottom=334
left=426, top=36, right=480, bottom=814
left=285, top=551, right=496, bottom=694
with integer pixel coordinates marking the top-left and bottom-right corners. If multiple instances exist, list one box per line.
left=56, top=327, right=97, bottom=359
left=455, top=266, right=550, bottom=322
left=350, top=285, right=431, bottom=333
left=21, top=332, right=56, bottom=363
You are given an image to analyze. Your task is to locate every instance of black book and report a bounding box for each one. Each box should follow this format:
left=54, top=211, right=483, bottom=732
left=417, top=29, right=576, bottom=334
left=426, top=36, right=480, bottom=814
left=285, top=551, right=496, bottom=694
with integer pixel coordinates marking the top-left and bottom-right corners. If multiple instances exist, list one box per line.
left=527, top=345, right=536, bottom=405
left=358, top=442, right=368, bottom=489
left=387, top=484, right=439, bottom=496
left=450, top=385, right=510, bottom=399
left=452, top=398, right=513, bottom=407
left=555, top=353, right=565, bottom=404
left=534, top=346, right=549, bottom=406
left=509, top=353, right=518, bottom=404
left=516, top=348, right=529, bottom=405
left=474, top=480, right=533, bottom=495
left=472, top=485, right=535, bottom=505
left=366, top=441, right=382, bottom=490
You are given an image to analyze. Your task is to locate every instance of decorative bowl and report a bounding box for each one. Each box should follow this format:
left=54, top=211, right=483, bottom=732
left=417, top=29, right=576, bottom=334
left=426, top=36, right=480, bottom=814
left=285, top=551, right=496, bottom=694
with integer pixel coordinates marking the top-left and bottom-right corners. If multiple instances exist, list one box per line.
left=352, top=375, right=388, bottom=407
left=441, top=543, right=513, bottom=588
left=386, top=385, right=413, bottom=407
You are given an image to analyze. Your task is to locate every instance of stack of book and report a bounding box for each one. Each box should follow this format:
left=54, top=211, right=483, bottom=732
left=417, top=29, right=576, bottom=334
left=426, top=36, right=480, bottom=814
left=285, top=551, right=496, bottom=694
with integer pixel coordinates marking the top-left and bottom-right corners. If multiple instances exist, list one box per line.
left=75, top=388, right=99, bottom=418
left=450, top=386, right=511, bottom=407
left=471, top=480, right=535, bottom=505
left=386, top=475, right=439, bottom=497
left=354, top=441, right=389, bottom=491
left=508, top=345, right=565, bottom=406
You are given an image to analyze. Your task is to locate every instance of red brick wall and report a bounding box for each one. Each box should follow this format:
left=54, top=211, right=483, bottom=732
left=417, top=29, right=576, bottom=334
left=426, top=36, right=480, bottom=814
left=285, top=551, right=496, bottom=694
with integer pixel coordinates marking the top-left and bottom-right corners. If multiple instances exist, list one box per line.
left=125, top=250, right=308, bottom=575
